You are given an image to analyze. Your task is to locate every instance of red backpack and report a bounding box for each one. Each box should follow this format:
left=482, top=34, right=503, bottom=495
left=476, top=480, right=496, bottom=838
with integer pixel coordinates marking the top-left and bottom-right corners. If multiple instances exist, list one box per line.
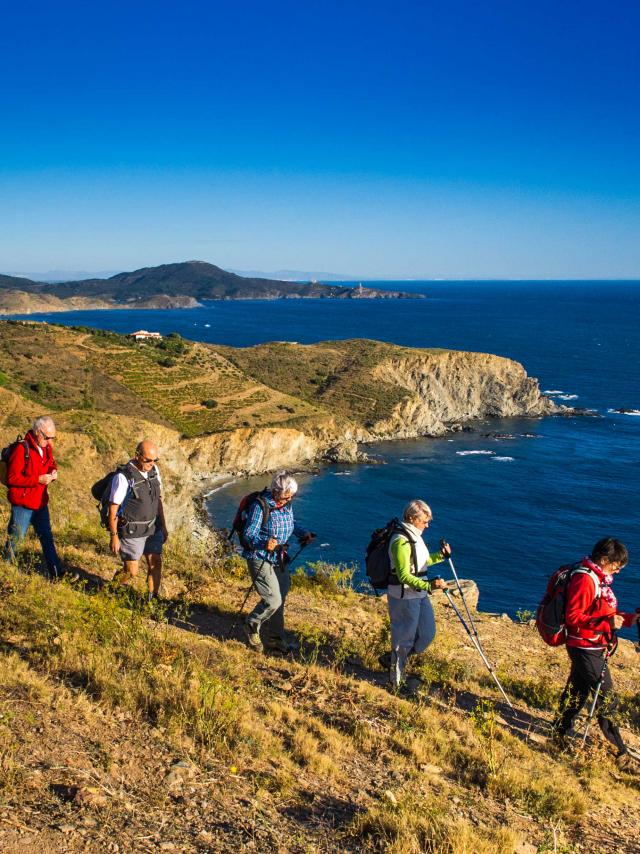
left=228, top=490, right=271, bottom=549
left=536, top=562, right=601, bottom=646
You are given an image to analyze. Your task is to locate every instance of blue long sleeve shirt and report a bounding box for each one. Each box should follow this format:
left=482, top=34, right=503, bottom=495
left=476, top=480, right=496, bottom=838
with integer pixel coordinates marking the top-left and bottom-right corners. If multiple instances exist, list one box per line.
left=241, top=490, right=307, bottom=564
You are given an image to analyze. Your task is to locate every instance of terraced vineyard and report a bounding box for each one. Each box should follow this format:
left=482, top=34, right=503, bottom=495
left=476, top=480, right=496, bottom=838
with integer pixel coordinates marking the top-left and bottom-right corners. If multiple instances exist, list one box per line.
left=88, top=344, right=315, bottom=436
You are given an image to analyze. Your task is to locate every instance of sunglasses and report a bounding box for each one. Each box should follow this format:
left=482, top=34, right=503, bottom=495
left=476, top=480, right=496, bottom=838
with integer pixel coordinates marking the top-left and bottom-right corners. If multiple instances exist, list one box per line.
left=40, top=432, right=56, bottom=440
left=138, top=455, right=159, bottom=463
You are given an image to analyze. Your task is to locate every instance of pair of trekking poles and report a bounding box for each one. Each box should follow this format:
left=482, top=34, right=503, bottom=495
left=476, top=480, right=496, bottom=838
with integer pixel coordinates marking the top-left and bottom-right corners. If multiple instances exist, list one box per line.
left=438, top=539, right=513, bottom=709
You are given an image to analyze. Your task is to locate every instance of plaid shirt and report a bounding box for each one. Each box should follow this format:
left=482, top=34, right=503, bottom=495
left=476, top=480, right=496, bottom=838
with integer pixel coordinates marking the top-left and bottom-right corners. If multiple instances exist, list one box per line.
left=241, top=490, right=307, bottom=564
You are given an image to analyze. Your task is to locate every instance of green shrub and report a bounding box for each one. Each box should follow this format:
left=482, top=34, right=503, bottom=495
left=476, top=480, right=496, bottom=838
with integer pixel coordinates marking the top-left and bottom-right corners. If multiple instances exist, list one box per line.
left=291, top=560, right=355, bottom=596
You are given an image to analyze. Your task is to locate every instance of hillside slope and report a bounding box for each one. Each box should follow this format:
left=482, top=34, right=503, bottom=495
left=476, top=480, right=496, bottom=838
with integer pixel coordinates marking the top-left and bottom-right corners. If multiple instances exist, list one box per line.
left=0, top=526, right=639, bottom=853
left=0, top=321, right=560, bottom=510
left=0, top=320, right=637, bottom=852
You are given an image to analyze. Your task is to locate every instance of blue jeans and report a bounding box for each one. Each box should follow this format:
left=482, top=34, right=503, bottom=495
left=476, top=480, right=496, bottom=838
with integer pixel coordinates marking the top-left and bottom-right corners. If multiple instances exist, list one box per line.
left=3, top=505, right=60, bottom=577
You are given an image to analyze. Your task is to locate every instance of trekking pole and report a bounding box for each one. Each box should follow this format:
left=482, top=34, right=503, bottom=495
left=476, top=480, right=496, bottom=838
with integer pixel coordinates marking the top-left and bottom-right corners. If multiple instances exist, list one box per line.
left=440, top=539, right=485, bottom=652
left=226, top=584, right=255, bottom=640
left=284, top=540, right=309, bottom=570
left=443, top=588, right=513, bottom=709
left=227, top=542, right=310, bottom=640
left=635, top=608, right=640, bottom=653
left=581, top=641, right=615, bottom=747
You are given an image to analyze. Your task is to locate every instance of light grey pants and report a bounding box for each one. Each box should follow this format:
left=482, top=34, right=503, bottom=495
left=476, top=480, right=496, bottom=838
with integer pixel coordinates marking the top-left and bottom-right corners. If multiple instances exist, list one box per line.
left=246, top=557, right=291, bottom=641
left=388, top=594, right=437, bottom=687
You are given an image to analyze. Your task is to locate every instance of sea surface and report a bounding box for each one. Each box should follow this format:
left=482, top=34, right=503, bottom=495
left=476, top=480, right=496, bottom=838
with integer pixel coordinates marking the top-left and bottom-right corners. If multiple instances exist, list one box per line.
left=15, top=281, right=640, bottom=622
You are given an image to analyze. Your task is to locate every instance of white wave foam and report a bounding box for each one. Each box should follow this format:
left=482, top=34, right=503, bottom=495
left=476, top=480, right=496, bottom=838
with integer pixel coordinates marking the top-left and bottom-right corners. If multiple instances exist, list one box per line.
left=557, top=394, right=578, bottom=400
left=202, top=478, right=236, bottom=498
left=320, top=543, right=331, bottom=548
left=544, top=389, right=564, bottom=395
left=456, top=450, right=495, bottom=456
left=609, top=408, right=640, bottom=416
left=333, top=471, right=353, bottom=476
left=491, top=456, right=515, bottom=462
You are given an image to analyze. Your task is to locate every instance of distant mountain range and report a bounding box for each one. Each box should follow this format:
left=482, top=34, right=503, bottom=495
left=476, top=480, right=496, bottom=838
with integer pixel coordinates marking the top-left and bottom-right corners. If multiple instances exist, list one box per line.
left=6, top=270, right=120, bottom=282
left=0, top=261, right=423, bottom=313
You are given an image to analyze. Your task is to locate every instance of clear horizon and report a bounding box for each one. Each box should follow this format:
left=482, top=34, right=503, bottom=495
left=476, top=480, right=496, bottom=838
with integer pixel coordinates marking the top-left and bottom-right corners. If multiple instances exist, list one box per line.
left=1, top=1, right=639, bottom=278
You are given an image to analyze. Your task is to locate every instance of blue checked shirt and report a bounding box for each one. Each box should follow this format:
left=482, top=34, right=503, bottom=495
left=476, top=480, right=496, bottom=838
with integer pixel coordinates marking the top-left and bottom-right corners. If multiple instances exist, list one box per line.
left=241, top=490, right=308, bottom=564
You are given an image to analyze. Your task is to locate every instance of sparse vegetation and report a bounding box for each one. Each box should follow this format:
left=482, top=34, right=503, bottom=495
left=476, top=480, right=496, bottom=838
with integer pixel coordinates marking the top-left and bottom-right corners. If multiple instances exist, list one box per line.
left=1, top=319, right=639, bottom=852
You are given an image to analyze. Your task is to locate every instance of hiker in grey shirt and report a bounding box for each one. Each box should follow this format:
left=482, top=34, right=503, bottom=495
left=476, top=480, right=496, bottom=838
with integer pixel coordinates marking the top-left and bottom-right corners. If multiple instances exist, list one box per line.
left=108, top=439, right=168, bottom=601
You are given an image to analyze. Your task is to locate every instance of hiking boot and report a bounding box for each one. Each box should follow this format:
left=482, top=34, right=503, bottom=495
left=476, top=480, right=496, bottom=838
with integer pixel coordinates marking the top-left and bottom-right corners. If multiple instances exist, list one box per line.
left=242, top=621, right=263, bottom=651
left=378, top=652, right=392, bottom=671
left=618, top=746, right=640, bottom=771
left=265, top=637, right=298, bottom=654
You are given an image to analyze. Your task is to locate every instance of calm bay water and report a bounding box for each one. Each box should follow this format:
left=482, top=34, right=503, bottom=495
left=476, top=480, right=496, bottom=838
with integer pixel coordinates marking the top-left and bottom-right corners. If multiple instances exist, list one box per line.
left=16, top=281, right=640, bottom=618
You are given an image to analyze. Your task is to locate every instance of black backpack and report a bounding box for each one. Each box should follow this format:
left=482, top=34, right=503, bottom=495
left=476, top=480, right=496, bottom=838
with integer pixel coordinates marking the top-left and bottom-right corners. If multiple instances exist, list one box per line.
left=365, top=519, right=418, bottom=593
left=90, top=465, right=132, bottom=528
left=0, top=436, right=29, bottom=487
left=228, top=490, right=271, bottom=549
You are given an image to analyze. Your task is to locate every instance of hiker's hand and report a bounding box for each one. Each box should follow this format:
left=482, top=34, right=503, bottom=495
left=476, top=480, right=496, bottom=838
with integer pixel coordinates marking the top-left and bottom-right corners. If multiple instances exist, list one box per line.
left=432, top=577, right=448, bottom=590
left=611, top=614, right=624, bottom=630
left=300, top=532, right=316, bottom=545
left=266, top=537, right=278, bottom=552
left=49, top=469, right=58, bottom=481
left=110, top=533, right=120, bottom=555
left=440, top=541, right=452, bottom=558
left=38, top=473, right=53, bottom=485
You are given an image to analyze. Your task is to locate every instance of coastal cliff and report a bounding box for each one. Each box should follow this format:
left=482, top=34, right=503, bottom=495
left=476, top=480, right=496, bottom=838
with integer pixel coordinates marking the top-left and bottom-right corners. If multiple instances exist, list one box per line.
left=370, top=350, right=556, bottom=438
left=0, top=321, right=563, bottom=530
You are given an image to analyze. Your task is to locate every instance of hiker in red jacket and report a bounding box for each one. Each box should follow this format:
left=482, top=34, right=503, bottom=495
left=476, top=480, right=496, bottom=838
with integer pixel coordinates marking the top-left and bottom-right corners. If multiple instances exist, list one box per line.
left=552, top=537, right=639, bottom=763
left=2, top=416, right=61, bottom=579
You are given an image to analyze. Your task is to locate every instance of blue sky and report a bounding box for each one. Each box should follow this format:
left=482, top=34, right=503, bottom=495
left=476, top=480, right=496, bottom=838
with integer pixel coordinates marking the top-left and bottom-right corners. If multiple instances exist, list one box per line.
left=1, top=0, right=639, bottom=278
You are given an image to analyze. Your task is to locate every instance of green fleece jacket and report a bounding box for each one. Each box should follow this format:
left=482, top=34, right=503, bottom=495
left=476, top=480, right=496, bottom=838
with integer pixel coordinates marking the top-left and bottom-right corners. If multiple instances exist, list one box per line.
left=390, top=537, right=445, bottom=592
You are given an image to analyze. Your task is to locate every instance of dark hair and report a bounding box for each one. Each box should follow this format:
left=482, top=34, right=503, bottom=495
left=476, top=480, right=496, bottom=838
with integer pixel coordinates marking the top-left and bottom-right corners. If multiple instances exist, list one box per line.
left=591, top=537, right=628, bottom=567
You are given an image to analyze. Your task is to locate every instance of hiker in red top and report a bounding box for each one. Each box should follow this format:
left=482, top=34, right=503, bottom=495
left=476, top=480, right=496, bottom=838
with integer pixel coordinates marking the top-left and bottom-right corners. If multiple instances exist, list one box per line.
left=552, top=538, right=639, bottom=764
left=2, top=416, right=61, bottom=579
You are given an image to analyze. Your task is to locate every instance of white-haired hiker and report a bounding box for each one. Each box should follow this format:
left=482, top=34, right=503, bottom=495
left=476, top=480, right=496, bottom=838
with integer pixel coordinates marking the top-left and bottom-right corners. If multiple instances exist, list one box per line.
left=242, top=471, right=315, bottom=653
left=3, top=416, right=61, bottom=579
left=385, top=499, right=450, bottom=692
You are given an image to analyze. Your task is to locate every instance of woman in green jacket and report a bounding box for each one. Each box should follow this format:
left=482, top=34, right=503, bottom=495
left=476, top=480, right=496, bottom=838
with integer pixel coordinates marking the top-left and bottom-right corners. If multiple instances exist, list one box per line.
left=386, top=499, right=449, bottom=691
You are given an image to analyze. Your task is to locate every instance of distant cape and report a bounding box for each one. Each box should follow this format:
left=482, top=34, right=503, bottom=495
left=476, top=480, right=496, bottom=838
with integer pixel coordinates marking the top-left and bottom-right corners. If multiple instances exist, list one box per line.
left=0, top=261, right=424, bottom=313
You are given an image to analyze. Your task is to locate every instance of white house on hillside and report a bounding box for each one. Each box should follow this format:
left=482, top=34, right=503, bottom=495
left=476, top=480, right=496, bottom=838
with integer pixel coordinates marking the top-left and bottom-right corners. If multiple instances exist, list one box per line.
left=129, top=330, right=163, bottom=341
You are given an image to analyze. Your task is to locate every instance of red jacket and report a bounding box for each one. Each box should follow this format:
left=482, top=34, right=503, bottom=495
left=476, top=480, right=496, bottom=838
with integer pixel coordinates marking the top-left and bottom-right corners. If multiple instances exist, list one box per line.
left=565, top=558, right=634, bottom=649
left=6, top=430, right=57, bottom=511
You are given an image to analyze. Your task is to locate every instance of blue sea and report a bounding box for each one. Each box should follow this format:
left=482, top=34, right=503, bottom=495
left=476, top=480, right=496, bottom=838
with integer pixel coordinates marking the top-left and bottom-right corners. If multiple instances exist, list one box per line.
left=15, top=281, right=640, bottom=621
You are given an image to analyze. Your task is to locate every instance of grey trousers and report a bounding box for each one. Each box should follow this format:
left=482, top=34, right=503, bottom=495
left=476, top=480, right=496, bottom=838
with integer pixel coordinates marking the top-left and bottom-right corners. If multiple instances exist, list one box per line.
left=388, top=595, right=437, bottom=687
left=246, top=557, right=291, bottom=641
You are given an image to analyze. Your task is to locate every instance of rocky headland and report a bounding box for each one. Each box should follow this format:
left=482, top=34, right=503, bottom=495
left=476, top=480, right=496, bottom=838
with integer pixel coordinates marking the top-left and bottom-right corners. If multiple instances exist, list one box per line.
left=0, top=321, right=565, bottom=532
left=0, top=261, right=423, bottom=314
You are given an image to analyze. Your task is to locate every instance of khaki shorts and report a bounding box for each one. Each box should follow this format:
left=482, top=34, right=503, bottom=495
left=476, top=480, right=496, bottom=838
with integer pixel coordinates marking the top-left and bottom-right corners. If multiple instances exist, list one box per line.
left=119, top=527, right=164, bottom=562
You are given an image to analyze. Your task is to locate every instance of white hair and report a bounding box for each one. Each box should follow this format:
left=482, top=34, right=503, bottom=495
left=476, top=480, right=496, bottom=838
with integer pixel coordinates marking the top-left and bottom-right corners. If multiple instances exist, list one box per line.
left=271, top=470, right=298, bottom=496
left=403, top=499, right=432, bottom=523
left=32, top=415, right=55, bottom=434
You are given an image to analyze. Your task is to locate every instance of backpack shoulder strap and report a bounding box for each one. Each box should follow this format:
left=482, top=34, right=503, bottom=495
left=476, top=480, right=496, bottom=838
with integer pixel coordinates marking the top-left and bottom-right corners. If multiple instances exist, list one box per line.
left=391, top=522, right=419, bottom=575
left=255, top=491, right=271, bottom=527
left=570, top=567, right=601, bottom=599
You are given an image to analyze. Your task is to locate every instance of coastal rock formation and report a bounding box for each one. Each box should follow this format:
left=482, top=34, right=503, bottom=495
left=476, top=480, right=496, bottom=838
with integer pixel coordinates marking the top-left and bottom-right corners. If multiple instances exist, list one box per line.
left=0, top=321, right=562, bottom=530
left=370, top=350, right=558, bottom=438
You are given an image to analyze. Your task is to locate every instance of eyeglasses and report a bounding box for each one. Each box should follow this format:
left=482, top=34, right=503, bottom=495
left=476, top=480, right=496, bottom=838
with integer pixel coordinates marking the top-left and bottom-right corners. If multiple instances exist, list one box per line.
left=40, top=431, right=56, bottom=440
left=138, top=456, right=159, bottom=463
